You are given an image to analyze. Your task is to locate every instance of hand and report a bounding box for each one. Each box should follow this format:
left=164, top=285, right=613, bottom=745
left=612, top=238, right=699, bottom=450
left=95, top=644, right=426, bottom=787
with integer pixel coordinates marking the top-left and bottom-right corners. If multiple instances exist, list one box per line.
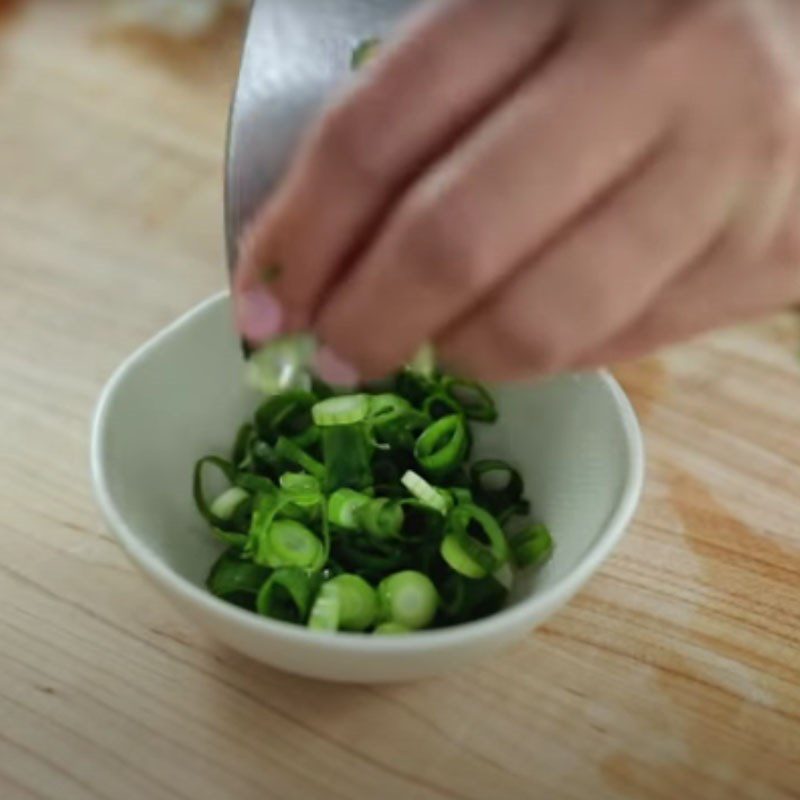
left=234, top=0, right=800, bottom=383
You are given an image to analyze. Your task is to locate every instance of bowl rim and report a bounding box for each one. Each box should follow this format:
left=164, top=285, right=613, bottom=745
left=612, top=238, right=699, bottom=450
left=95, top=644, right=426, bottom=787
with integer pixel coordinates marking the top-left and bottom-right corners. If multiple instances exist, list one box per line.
left=91, top=291, right=645, bottom=654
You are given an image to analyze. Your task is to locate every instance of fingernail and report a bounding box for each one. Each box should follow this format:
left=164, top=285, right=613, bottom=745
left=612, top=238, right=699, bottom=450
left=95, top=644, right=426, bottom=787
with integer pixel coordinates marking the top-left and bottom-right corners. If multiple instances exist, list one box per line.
left=314, top=346, right=360, bottom=387
left=235, top=284, right=284, bottom=344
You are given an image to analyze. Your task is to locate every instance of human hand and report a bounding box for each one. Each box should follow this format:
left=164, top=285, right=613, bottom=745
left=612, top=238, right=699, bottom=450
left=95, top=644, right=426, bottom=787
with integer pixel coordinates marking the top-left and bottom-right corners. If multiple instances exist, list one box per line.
left=234, top=0, right=800, bottom=383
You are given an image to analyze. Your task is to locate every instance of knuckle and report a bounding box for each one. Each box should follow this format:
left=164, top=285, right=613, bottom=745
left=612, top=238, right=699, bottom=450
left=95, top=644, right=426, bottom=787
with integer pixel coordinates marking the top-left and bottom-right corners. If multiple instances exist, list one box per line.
left=398, top=192, right=493, bottom=295
left=485, top=310, right=571, bottom=374
left=316, top=99, right=385, bottom=185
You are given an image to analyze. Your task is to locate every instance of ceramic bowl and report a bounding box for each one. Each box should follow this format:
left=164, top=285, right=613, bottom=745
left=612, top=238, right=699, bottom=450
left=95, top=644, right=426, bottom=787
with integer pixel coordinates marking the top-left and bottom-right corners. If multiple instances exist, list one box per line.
left=91, top=293, right=644, bottom=682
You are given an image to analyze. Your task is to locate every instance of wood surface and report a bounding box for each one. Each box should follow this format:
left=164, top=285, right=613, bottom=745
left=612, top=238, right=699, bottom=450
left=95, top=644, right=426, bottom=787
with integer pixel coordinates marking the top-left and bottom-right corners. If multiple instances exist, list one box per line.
left=1, top=3, right=798, bottom=798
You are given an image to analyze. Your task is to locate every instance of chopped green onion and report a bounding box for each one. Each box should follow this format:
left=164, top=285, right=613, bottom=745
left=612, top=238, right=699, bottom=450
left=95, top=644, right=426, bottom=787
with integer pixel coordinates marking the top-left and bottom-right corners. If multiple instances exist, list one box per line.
left=443, top=504, right=510, bottom=577
left=308, top=583, right=340, bottom=632
left=320, top=423, right=373, bottom=492
left=401, top=470, right=452, bottom=515
left=256, top=519, right=323, bottom=570
left=256, top=567, right=316, bottom=623
left=255, top=391, right=316, bottom=444
left=407, top=344, right=436, bottom=378
left=470, top=460, right=524, bottom=516
left=373, top=622, right=411, bottom=635
left=207, top=549, right=270, bottom=609
left=378, top=571, right=438, bottom=630
left=279, top=472, right=322, bottom=506
left=210, top=487, right=250, bottom=521
left=450, top=487, right=473, bottom=505
left=246, top=335, right=315, bottom=395
left=440, top=533, right=490, bottom=579
left=357, top=497, right=404, bottom=539
left=312, top=394, right=370, bottom=427
left=510, top=524, right=553, bottom=568
left=442, top=378, right=498, bottom=423
left=275, top=436, right=325, bottom=480
left=414, top=415, right=468, bottom=477
left=324, top=574, right=378, bottom=631
left=328, top=488, right=371, bottom=529
left=351, top=37, right=381, bottom=69
left=193, top=456, right=237, bottom=526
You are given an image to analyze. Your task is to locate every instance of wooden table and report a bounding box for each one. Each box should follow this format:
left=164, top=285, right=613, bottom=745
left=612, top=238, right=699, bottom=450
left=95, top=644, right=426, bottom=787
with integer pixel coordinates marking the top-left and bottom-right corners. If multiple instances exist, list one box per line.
left=1, top=3, right=798, bottom=798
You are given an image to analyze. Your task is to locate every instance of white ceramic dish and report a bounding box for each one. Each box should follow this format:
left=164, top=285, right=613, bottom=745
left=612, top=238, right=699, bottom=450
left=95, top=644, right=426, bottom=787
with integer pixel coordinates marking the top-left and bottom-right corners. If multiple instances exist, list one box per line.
left=91, top=293, right=644, bottom=683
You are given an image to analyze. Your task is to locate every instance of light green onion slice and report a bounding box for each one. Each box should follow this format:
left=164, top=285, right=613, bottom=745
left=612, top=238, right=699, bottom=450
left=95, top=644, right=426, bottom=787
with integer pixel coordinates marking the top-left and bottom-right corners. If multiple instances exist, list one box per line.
left=308, top=583, right=340, bottom=632
left=325, top=574, right=378, bottom=632
left=312, top=394, right=370, bottom=427
left=258, top=519, right=323, bottom=570
left=209, top=486, right=250, bottom=521
left=245, top=335, right=315, bottom=394
left=373, top=622, right=411, bottom=635
left=401, top=470, right=452, bottom=515
left=328, top=488, right=371, bottom=529
left=378, top=571, right=438, bottom=630
left=440, top=534, right=489, bottom=579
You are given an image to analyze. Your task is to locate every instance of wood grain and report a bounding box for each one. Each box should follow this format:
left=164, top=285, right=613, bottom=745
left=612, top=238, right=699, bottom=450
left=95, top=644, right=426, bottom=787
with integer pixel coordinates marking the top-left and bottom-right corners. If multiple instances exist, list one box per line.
left=1, top=3, right=799, bottom=799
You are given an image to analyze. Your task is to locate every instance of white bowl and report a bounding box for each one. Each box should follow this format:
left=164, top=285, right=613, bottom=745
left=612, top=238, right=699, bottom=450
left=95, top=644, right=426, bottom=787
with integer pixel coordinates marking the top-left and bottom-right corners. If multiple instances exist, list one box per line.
left=91, top=293, right=644, bottom=683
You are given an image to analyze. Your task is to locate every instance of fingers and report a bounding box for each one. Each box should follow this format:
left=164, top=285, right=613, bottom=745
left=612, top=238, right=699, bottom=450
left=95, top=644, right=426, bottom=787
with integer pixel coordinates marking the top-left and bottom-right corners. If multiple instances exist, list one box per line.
left=575, top=223, right=800, bottom=368
left=433, top=122, right=748, bottom=382
left=234, top=0, right=568, bottom=337
left=314, top=35, right=677, bottom=378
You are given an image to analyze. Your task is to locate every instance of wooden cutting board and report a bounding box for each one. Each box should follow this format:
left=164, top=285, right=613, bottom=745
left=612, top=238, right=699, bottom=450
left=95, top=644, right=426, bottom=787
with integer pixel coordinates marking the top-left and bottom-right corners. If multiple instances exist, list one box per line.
left=1, top=3, right=798, bottom=799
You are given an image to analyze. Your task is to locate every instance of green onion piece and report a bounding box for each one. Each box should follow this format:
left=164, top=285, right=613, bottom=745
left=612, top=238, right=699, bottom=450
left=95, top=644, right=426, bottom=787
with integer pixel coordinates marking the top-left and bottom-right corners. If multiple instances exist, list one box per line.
left=193, top=456, right=237, bottom=525
left=210, top=487, right=249, bottom=521
left=470, top=460, right=524, bottom=515
left=328, top=488, right=372, bottom=529
left=308, top=583, right=340, bottom=632
left=423, top=392, right=463, bottom=420
left=445, top=503, right=510, bottom=574
left=232, top=423, right=256, bottom=468
left=257, top=519, right=323, bottom=570
left=510, top=524, right=553, bottom=568
left=438, top=572, right=508, bottom=624
left=373, top=622, right=411, bottom=635
left=450, top=487, right=473, bottom=505
left=443, top=377, right=498, bottom=423
left=256, top=567, right=316, bottom=623
left=246, top=335, right=315, bottom=395
left=324, top=574, right=378, bottom=631
left=321, top=423, right=373, bottom=492
left=368, top=393, right=412, bottom=422
left=414, top=415, right=468, bottom=477
left=207, top=549, right=270, bottom=609
left=356, top=497, right=404, bottom=539
left=312, top=394, right=370, bottom=427
left=401, top=470, right=452, bottom=515
left=274, top=436, right=325, bottom=481
left=440, top=533, right=490, bottom=579
left=211, top=527, right=249, bottom=549
left=406, top=344, right=436, bottom=378
left=378, top=571, right=438, bottom=630
left=255, top=390, right=316, bottom=444
left=279, top=472, right=322, bottom=507
left=351, top=37, right=381, bottom=69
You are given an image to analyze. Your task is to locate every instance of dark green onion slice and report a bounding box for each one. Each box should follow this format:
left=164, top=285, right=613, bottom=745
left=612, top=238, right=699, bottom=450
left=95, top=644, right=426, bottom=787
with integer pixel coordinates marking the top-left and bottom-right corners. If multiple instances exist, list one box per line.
left=414, top=415, right=468, bottom=477
left=255, top=391, right=316, bottom=444
left=442, top=377, right=498, bottom=423
left=378, top=571, right=438, bottom=630
left=320, top=423, right=373, bottom=492
left=275, top=436, right=325, bottom=481
left=256, top=567, right=316, bottom=623
left=441, top=504, right=510, bottom=578
left=438, top=572, right=508, bottom=624
left=510, top=524, right=553, bottom=568
left=207, top=549, right=270, bottom=607
left=470, top=459, right=524, bottom=516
